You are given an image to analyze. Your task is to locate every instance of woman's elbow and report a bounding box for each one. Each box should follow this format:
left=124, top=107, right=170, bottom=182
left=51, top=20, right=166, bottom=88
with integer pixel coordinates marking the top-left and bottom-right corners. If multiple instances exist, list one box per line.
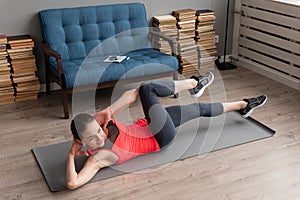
left=66, top=181, right=79, bottom=190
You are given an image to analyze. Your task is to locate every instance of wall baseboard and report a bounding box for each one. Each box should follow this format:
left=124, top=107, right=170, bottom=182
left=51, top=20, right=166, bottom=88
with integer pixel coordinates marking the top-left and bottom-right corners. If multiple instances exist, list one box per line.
left=216, top=55, right=232, bottom=63
left=233, top=58, right=300, bottom=91
left=40, top=82, right=61, bottom=93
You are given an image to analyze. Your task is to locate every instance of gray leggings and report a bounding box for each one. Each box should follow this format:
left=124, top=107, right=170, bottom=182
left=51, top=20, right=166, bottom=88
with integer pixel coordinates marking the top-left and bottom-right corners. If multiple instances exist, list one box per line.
left=139, top=80, right=224, bottom=149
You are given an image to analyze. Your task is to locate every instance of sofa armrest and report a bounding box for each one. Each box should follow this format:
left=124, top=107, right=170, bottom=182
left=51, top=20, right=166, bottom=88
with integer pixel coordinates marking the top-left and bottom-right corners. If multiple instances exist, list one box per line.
left=41, top=42, right=64, bottom=85
left=149, top=30, right=178, bottom=56
left=41, top=42, right=61, bottom=59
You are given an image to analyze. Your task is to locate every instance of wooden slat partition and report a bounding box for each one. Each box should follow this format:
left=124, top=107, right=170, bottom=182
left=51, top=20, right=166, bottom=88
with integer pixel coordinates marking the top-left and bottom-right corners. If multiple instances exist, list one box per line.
left=239, top=27, right=300, bottom=54
left=239, top=38, right=300, bottom=70
left=240, top=16, right=300, bottom=42
left=242, top=4, right=300, bottom=29
left=235, top=0, right=300, bottom=90
left=242, top=0, right=300, bottom=17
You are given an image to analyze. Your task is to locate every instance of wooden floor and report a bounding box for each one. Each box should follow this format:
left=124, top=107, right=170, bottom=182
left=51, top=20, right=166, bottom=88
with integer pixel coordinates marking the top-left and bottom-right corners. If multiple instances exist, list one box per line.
left=1, top=67, right=300, bottom=200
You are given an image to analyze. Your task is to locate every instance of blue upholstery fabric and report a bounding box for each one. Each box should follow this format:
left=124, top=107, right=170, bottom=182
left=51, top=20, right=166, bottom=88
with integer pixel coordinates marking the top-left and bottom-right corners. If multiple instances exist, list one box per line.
left=39, top=3, right=179, bottom=89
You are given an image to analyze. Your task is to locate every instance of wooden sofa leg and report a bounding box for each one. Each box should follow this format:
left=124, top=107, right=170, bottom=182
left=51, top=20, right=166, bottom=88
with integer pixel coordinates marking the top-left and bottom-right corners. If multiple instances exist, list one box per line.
left=45, top=73, right=51, bottom=94
left=173, top=71, right=179, bottom=98
left=44, top=54, right=51, bottom=94
left=61, top=89, right=69, bottom=119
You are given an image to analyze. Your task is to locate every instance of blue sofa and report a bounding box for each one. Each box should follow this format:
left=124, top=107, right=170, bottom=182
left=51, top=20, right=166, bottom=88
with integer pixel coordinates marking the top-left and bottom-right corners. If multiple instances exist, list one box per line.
left=39, top=3, right=179, bottom=118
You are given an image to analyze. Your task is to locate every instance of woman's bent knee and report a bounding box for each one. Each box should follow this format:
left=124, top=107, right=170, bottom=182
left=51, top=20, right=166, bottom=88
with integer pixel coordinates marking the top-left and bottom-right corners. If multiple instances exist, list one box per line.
left=139, top=82, right=154, bottom=96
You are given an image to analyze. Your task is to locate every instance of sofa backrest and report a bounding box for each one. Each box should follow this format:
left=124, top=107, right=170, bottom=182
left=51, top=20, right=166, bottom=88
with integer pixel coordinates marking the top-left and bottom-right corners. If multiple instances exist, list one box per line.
left=39, top=3, right=150, bottom=61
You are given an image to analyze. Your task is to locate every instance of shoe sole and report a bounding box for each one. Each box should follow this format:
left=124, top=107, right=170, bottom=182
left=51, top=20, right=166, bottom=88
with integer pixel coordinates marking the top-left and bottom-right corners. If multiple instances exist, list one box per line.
left=242, top=95, right=268, bottom=118
left=191, top=72, right=214, bottom=98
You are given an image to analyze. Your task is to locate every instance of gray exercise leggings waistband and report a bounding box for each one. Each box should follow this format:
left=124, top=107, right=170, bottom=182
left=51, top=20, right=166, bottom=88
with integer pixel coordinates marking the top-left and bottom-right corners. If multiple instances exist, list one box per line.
left=138, top=80, right=224, bottom=149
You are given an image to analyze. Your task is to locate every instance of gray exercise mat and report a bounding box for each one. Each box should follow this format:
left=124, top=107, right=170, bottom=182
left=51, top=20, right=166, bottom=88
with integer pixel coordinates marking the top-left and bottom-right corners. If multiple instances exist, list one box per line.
left=32, top=112, right=275, bottom=192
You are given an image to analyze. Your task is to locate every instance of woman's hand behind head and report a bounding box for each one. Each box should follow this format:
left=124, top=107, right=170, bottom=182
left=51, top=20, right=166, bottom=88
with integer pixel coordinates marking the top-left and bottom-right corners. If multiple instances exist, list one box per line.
left=69, top=139, right=89, bottom=157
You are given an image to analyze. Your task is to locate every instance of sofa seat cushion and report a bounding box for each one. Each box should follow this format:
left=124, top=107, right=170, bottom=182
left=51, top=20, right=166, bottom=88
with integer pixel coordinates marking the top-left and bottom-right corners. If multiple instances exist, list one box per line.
left=49, top=48, right=178, bottom=88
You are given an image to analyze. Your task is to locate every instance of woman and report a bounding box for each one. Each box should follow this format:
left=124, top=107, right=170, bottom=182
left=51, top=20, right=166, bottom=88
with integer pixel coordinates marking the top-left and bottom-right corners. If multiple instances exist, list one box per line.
left=66, top=71, right=267, bottom=189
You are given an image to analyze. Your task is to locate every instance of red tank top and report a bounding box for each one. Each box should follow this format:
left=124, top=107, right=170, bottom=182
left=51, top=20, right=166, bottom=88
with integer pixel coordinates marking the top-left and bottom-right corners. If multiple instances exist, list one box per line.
left=87, top=119, right=160, bottom=164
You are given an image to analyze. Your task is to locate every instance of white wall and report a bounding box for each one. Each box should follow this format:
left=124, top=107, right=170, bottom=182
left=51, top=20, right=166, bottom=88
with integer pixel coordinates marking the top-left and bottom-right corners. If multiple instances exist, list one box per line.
left=0, top=0, right=234, bottom=83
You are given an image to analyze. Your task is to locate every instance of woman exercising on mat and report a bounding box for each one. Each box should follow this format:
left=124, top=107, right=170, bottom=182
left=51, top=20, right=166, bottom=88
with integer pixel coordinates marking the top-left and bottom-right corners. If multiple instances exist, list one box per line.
left=66, top=71, right=267, bottom=190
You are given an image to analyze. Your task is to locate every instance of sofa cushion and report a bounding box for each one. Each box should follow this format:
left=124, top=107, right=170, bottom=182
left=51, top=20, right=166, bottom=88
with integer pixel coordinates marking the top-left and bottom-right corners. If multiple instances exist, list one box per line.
left=49, top=49, right=178, bottom=88
left=39, top=3, right=150, bottom=61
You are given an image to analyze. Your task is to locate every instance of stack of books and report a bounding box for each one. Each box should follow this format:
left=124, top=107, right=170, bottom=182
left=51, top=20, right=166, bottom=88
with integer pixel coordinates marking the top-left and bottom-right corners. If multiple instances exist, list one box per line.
left=7, top=35, right=40, bottom=102
left=196, top=9, right=217, bottom=70
left=152, top=15, right=177, bottom=55
left=173, top=9, right=199, bottom=75
left=0, top=34, right=14, bottom=105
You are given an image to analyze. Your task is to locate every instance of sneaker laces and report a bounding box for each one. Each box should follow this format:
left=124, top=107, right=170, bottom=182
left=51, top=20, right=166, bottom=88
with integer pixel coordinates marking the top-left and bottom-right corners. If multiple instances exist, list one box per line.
left=247, top=97, right=261, bottom=107
left=199, top=78, right=209, bottom=86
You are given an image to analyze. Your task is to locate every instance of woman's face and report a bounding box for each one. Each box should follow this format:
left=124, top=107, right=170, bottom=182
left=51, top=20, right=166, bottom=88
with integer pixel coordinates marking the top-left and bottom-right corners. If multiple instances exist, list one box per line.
left=81, top=119, right=106, bottom=149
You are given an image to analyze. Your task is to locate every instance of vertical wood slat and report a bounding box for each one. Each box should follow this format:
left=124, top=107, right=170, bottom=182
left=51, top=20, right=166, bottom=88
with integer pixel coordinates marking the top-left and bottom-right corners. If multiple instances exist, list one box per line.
left=236, top=0, right=300, bottom=89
